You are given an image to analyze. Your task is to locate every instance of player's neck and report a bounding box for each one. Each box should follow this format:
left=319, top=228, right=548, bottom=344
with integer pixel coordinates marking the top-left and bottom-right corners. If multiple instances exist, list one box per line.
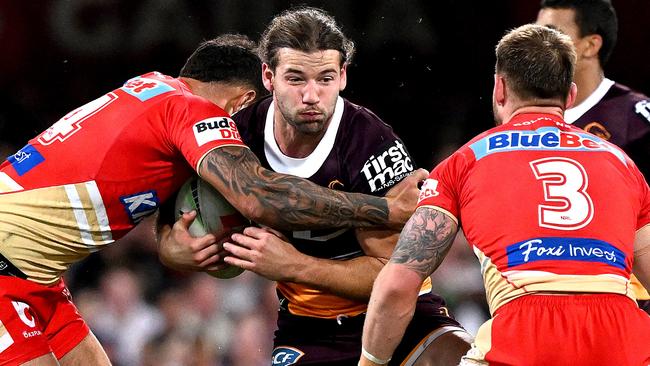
left=273, top=115, right=327, bottom=158
left=573, top=64, right=605, bottom=107
left=505, top=105, right=565, bottom=123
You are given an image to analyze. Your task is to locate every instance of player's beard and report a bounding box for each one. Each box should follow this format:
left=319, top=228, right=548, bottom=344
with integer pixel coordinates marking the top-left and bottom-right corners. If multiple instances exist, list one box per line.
left=284, top=108, right=330, bottom=135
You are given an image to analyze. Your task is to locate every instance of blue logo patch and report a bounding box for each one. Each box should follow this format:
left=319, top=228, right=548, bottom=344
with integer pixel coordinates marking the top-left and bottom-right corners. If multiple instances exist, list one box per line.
left=506, top=237, right=626, bottom=269
left=272, top=347, right=304, bottom=366
left=7, top=145, right=45, bottom=176
left=120, top=77, right=175, bottom=101
left=120, top=190, right=159, bottom=223
left=469, top=127, right=626, bottom=164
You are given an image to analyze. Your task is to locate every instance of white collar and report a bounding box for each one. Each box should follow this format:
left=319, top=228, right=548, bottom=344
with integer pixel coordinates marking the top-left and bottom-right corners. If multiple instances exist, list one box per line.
left=564, top=78, right=615, bottom=123
left=263, top=96, right=344, bottom=177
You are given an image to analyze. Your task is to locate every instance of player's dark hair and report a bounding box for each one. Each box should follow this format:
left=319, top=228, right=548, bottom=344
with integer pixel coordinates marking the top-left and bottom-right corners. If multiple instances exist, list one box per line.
left=180, top=34, right=265, bottom=97
left=540, top=0, right=617, bottom=65
left=259, top=6, right=355, bottom=70
left=496, top=24, right=576, bottom=103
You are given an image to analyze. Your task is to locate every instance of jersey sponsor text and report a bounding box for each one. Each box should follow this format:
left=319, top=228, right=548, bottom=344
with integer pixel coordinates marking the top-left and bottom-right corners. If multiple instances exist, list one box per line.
left=193, top=117, right=241, bottom=146
left=360, top=140, right=413, bottom=192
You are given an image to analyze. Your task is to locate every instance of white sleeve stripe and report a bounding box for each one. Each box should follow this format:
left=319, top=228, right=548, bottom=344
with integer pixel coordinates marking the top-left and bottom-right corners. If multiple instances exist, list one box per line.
left=85, top=181, right=113, bottom=243
left=418, top=205, right=459, bottom=225
left=64, top=184, right=95, bottom=246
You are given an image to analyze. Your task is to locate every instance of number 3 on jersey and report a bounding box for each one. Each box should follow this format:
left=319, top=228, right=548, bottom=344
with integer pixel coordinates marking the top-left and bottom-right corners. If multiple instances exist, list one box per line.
left=37, top=93, right=118, bottom=145
left=530, top=157, right=594, bottom=230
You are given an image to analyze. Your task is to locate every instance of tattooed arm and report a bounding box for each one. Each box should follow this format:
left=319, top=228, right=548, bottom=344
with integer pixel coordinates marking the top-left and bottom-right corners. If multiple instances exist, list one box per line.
left=199, top=146, right=426, bottom=230
left=359, top=206, right=458, bottom=365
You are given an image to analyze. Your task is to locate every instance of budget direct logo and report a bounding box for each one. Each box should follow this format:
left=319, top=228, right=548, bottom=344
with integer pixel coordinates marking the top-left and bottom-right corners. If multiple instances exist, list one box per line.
left=193, top=117, right=242, bottom=146
left=469, top=127, right=626, bottom=163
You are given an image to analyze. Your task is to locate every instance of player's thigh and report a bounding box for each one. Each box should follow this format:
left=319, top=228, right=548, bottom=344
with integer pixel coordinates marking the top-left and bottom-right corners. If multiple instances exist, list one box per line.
left=58, top=331, right=110, bottom=366
left=414, top=330, right=473, bottom=366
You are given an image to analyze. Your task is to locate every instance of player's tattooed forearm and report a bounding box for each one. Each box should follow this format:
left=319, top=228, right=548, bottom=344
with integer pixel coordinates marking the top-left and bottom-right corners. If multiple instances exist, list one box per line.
left=390, top=207, right=457, bottom=279
left=202, top=147, right=388, bottom=229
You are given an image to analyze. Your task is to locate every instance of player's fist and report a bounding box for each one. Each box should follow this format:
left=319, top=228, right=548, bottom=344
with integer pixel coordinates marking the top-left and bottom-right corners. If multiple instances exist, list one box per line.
left=385, top=168, right=429, bottom=229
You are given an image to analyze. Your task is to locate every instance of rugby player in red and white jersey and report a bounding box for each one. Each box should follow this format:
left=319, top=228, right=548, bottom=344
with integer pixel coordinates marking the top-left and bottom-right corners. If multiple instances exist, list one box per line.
left=0, top=35, right=421, bottom=366
left=537, top=0, right=650, bottom=314
left=360, top=24, right=650, bottom=366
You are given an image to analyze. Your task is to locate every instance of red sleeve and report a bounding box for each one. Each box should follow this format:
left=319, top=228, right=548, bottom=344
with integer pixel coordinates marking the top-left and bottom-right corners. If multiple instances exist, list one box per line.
left=165, top=95, right=247, bottom=172
left=636, top=167, right=650, bottom=230
left=416, top=152, right=465, bottom=222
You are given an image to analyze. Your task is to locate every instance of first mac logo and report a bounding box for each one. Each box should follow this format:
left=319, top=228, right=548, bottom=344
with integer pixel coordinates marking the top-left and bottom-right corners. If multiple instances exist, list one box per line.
left=193, top=117, right=242, bottom=146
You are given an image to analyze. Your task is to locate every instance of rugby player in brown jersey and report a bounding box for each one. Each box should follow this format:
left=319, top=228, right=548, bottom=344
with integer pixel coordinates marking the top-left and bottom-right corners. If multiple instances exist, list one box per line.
left=159, top=7, right=472, bottom=366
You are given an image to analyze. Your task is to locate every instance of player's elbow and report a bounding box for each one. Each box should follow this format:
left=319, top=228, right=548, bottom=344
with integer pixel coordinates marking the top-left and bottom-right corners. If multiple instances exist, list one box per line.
left=373, top=265, right=422, bottom=301
left=235, top=199, right=266, bottom=223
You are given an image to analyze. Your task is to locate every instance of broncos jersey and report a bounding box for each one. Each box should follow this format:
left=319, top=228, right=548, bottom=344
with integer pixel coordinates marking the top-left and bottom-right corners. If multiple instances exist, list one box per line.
left=234, top=95, right=432, bottom=318
left=566, top=79, right=650, bottom=178
left=0, top=72, right=246, bottom=285
left=418, top=113, right=650, bottom=314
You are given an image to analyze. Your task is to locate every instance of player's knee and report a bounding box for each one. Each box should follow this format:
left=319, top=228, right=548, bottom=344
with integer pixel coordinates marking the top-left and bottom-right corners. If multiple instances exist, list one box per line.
left=415, top=330, right=473, bottom=366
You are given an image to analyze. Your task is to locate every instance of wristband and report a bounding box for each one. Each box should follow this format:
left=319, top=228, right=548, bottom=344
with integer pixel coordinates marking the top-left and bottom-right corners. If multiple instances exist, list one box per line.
left=361, top=347, right=391, bottom=365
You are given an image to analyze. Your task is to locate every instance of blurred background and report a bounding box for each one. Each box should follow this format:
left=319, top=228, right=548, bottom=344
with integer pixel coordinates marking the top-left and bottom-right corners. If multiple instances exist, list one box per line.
left=1, top=1, right=648, bottom=365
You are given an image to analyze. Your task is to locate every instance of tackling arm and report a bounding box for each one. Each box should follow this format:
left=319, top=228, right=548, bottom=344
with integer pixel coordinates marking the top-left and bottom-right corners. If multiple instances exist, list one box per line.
left=200, top=147, right=425, bottom=230
left=360, top=207, right=458, bottom=365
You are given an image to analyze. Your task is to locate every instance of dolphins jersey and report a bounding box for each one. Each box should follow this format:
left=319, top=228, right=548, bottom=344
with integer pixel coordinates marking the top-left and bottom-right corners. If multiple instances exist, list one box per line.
left=418, top=113, right=650, bottom=314
left=0, top=72, right=245, bottom=285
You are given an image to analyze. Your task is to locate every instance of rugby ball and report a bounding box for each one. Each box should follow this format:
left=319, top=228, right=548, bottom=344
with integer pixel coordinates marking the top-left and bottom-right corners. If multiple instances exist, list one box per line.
left=175, top=176, right=249, bottom=279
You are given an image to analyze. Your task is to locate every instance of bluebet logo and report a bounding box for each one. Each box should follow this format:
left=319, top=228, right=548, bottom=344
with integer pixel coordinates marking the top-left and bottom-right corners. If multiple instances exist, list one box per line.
left=469, top=127, right=626, bottom=163
left=506, top=237, right=626, bottom=269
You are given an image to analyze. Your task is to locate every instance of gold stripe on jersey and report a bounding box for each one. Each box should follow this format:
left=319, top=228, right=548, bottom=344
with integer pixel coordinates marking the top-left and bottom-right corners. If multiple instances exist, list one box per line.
left=630, top=275, right=650, bottom=300
left=278, top=277, right=433, bottom=318
left=474, top=245, right=635, bottom=315
left=0, top=321, right=14, bottom=353
left=0, top=182, right=114, bottom=285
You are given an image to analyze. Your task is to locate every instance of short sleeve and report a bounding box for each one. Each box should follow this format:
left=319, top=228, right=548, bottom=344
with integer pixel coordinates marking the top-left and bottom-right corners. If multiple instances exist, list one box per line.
left=416, top=153, right=464, bottom=223
left=165, top=95, right=248, bottom=172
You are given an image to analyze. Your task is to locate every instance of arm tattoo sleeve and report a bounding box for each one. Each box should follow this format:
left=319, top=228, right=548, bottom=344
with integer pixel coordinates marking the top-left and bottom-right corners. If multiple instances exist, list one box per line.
left=390, top=207, right=458, bottom=279
left=200, top=147, right=388, bottom=230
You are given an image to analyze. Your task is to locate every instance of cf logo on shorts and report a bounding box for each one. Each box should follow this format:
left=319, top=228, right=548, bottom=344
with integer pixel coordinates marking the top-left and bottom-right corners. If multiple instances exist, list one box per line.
left=272, top=347, right=304, bottom=366
left=11, top=302, right=35, bottom=328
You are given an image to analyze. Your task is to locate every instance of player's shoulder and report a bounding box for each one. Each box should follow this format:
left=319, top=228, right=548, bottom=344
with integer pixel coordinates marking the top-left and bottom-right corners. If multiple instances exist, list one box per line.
left=231, top=95, right=272, bottom=147
left=337, top=97, right=401, bottom=149
left=340, top=98, right=392, bottom=130
left=604, top=82, right=650, bottom=124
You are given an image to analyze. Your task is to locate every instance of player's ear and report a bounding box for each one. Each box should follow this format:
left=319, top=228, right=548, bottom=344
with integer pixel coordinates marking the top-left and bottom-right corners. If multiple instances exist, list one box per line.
left=494, top=73, right=506, bottom=106
left=234, top=90, right=257, bottom=114
left=565, top=82, right=578, bottom=109
left=583, top=34, right=602, bottom=60
left=339, top=63, right=348, bottom=91
left=262, top=63, right=274, bottom=92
